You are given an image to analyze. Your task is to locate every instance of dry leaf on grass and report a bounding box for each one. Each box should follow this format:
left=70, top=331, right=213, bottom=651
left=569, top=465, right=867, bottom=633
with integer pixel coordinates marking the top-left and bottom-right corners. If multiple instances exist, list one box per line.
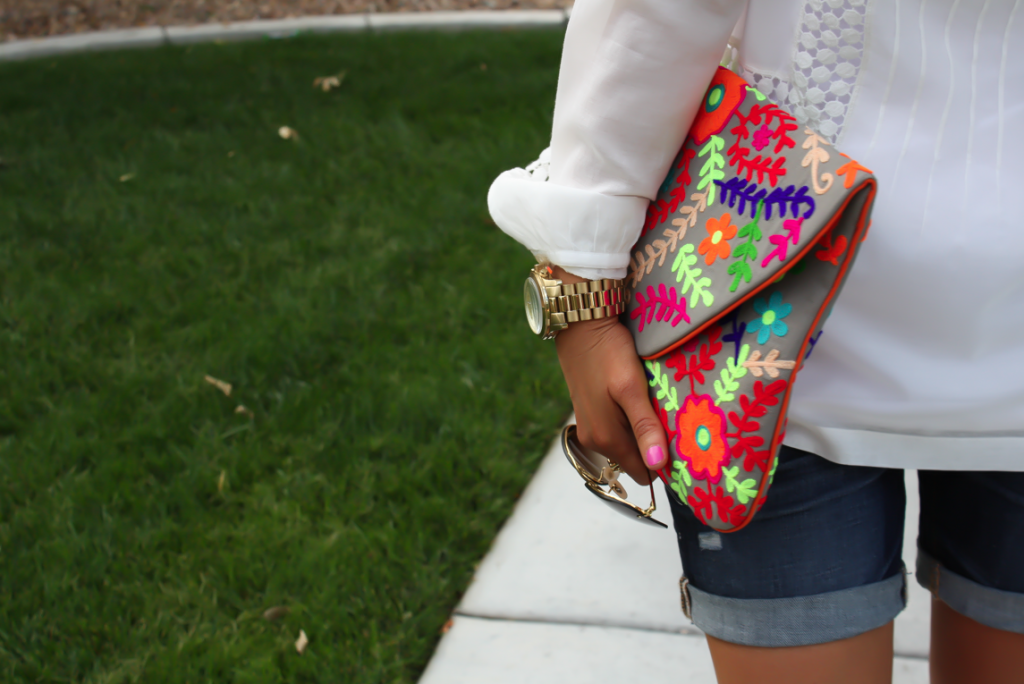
left=119, top=173, right=135, bottom=182
left=234, top=405, right=254, bottom=418
left=295, top=629, right=309, bottom=654
left=312, top=71, right=346, bottom=92
left=263, top=605, right=291, bottom=621
left=217, top=470, right=226, bottom=492
left=204, top=375, right=232, bottom=396
left=278, top=126, right=298, bottom=140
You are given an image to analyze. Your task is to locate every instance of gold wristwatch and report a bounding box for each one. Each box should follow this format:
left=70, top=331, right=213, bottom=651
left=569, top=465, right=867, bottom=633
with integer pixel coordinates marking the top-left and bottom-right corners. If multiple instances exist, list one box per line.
left=523, top=264, right=627, bottom=340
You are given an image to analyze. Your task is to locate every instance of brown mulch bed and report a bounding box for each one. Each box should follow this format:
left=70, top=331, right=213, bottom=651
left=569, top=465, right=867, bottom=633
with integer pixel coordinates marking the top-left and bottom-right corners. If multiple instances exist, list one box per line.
left=1, top=0, right=572, bottom=41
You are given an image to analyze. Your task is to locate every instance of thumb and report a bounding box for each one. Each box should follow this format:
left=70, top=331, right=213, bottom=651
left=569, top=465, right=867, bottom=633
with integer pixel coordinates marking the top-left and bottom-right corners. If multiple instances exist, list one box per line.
left=617, top=366, right=670, bottom=474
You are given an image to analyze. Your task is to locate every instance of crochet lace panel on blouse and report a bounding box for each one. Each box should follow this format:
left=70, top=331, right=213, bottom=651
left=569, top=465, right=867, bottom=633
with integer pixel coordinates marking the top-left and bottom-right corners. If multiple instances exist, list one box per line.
left=740, top=0, right=866, bottom=144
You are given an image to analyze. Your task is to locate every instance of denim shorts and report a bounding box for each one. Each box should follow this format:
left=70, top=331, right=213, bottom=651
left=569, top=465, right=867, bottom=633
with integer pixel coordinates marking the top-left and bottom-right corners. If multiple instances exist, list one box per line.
left=667, top=445, right=1024, bottom=647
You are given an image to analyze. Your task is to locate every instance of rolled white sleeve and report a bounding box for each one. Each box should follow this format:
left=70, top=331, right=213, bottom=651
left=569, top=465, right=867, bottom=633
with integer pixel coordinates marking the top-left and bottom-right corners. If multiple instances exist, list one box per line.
left=487, top=0, right=747, bottom=279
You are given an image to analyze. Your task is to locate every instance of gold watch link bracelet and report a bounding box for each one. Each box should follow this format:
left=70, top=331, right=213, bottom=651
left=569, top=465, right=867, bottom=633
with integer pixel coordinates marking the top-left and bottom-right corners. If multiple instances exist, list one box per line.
left=524, top=263, right=627, bottom=339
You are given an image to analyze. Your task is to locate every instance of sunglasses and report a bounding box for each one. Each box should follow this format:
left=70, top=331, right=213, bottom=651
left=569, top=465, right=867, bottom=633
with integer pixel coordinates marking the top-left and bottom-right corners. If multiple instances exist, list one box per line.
left=560, top=424, right=668, bottom=528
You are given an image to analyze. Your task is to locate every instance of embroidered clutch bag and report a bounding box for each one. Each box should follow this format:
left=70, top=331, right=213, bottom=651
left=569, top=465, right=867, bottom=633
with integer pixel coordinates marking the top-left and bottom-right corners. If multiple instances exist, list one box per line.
left=628, top=67, right=877, bottom=532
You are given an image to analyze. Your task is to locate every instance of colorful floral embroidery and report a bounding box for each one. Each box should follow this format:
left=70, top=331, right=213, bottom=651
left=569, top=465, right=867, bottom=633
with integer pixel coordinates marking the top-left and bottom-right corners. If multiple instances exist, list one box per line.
left=645, top=360, right=680, bottom=412
left=698, top=213, right=738, bottom=265
left=726, top=378, right=787, bottom=472
left=715, top=178, right=816, bottom=221
left=631, top=283, right=690, bottom=332
left=675, top=189, right=710, bottom=233
left=669, top=459, right=692, bottom=502
left=815, top=231, right=848, bottom=266
left=642, top=147, right=696, bottom=236
left=752, top=125, right=772, bottom=151
left=713, top=343, right=750, bottom=405
left=626, top=71, right=876, bottom=532
left=628, top=207, right=697, bottom=287
left=726, top=103, right=798, bottom=187
left=805, top=330, right=823, bottom=360
left=836, top=153, right=872, bottom=189
left=727, top=200, right=764, bottom=293
left=671, top=244, right=715, bottom=309
left=665, top=326, right=723, bottom=394
left=697, top=135, right=727, bottom=206
left=676, top=394, right=732, bottom=483
left=743, top=348, right=796, bottom=378
left=722, top=465, right=758, bottom=505
left=720, top=310, right=747, bottom=361
left=801, top=128, right=834, bottom=195
left=748, top=292, right=792, bottom=344
left=689, top=485, right=745, bottom=526
left=689, top=67, right=749, bottom=145
left=767, top=448, right=780, bottom=485
left=761, top=217, right=804, bottom=268
left=653, top=396, right=679, bottom=444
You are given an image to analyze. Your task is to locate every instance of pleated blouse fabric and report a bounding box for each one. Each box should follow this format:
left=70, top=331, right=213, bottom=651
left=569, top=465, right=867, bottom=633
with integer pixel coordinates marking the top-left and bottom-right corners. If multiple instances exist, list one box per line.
left=487, top=0, right=1024, bottom=471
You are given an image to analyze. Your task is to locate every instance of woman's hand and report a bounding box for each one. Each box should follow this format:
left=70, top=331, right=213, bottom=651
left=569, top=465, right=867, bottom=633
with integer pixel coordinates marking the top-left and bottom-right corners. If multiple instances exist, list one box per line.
left=552, top=267, right=669, bottom=485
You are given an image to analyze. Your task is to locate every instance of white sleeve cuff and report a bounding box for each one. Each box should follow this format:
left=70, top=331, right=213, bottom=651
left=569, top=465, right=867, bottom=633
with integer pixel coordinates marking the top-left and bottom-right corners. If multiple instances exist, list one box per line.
left=487, top=152, right=647, bottom=280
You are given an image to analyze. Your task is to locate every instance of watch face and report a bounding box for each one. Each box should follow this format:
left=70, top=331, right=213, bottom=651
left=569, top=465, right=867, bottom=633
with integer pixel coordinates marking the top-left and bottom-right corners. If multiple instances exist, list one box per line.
left=524, top=277, right=544, bottom=335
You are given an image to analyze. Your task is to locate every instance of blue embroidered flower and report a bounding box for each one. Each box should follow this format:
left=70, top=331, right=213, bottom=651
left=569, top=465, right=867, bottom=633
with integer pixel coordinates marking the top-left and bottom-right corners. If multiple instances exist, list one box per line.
left=747, top=291, right=791, bottom=344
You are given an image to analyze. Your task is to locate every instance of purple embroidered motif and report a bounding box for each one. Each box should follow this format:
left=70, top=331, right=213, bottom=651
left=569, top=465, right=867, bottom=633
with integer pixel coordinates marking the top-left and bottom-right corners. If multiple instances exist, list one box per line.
left=805, top=330, right=823, bottom=360
left=720, top=310, right=747, bottom=362
left=715, top=178, right=816, bottom=221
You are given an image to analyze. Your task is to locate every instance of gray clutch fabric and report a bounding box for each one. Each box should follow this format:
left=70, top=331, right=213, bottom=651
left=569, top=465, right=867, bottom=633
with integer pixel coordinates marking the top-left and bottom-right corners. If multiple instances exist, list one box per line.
left=627, top=67, right=876, bottom=532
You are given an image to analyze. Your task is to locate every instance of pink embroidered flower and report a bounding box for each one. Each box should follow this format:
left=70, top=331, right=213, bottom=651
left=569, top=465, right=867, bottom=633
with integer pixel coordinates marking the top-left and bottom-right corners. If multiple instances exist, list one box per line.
left=752, top=124, right=773, bottom=151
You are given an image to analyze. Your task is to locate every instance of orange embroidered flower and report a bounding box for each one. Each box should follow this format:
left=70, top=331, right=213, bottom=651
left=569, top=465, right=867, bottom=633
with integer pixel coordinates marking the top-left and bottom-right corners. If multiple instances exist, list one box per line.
left=675, top=394, right=731, bottom=483
left=689, top=67, right=749, bottom=145
left=698, top=213, right=737, bottom=265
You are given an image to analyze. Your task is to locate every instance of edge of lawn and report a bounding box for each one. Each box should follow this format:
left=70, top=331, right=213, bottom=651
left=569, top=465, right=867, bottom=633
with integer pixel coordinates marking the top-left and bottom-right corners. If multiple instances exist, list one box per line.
left=0, top=8, right=574, bottom=62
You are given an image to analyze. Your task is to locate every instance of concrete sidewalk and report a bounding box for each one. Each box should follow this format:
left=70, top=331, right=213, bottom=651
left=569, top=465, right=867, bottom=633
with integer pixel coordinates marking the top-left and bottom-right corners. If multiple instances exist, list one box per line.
left=419, top=427, right=931, bottom=684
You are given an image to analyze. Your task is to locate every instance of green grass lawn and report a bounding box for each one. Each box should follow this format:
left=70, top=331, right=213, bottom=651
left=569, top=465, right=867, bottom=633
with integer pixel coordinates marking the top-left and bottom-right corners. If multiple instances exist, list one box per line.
left=0, top=28, right=570, bottom=683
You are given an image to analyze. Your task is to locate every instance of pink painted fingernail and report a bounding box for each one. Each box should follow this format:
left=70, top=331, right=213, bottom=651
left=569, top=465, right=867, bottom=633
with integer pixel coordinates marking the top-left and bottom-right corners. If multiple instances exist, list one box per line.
left=646, top=445, right=664, bottom=467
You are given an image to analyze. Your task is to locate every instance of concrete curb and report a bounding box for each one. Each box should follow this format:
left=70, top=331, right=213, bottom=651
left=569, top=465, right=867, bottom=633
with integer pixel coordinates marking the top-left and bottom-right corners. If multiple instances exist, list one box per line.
left=0, top=9, right=570, bottom=62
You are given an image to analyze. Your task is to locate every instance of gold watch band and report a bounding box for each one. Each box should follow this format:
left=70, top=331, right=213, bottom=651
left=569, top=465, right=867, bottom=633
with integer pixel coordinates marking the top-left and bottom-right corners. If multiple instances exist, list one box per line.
left=548, top=278, right=627, bottom=323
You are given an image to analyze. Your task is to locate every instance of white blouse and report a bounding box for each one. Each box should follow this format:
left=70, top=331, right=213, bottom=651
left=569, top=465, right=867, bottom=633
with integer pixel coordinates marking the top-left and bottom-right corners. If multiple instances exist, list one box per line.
left=489, top=0, right=1024, bottom=471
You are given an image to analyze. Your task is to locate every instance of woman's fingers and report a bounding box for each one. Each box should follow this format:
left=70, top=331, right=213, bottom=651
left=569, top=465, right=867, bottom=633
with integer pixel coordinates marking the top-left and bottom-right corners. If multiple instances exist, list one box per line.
left=555, top=313, right=667, bottom=486
left=611, top=358, right=670, bottom=475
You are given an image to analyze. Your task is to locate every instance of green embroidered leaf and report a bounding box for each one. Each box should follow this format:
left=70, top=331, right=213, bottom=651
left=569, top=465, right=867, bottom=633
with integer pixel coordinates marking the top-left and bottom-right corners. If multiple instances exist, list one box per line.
left=670, top=460, right=691, bottom=500
left=697, top=135, right=726, bottom=206
left=646, top=360, right=680, bottom=412
left=727, top=260, right=753, bottom=293
left=768, top=451, right=780, bottom=486
left=699, top=134, right=725, bottom=158
left=750, top=88, right=767, bottom=102
left=728, top=200, right=764, bottom=293
left=671, top=244, right=698, bottom=283
left=673, top=460, right=692, bottom=487
left=714, top=344, right=750, bottom=405
left=723, top=466, right=758, bottom=504
left=671, top=244, right=715, bottom=309
left=663, top=385, right=679, bottom=412
left=645, top=360, right=659, bottom=388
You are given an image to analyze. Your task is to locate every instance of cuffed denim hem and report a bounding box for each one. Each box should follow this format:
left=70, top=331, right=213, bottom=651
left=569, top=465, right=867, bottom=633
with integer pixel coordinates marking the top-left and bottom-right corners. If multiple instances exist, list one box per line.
left=917, top=547, right=1024, bottom=634
left=683, top=566, right=907, bottom=647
